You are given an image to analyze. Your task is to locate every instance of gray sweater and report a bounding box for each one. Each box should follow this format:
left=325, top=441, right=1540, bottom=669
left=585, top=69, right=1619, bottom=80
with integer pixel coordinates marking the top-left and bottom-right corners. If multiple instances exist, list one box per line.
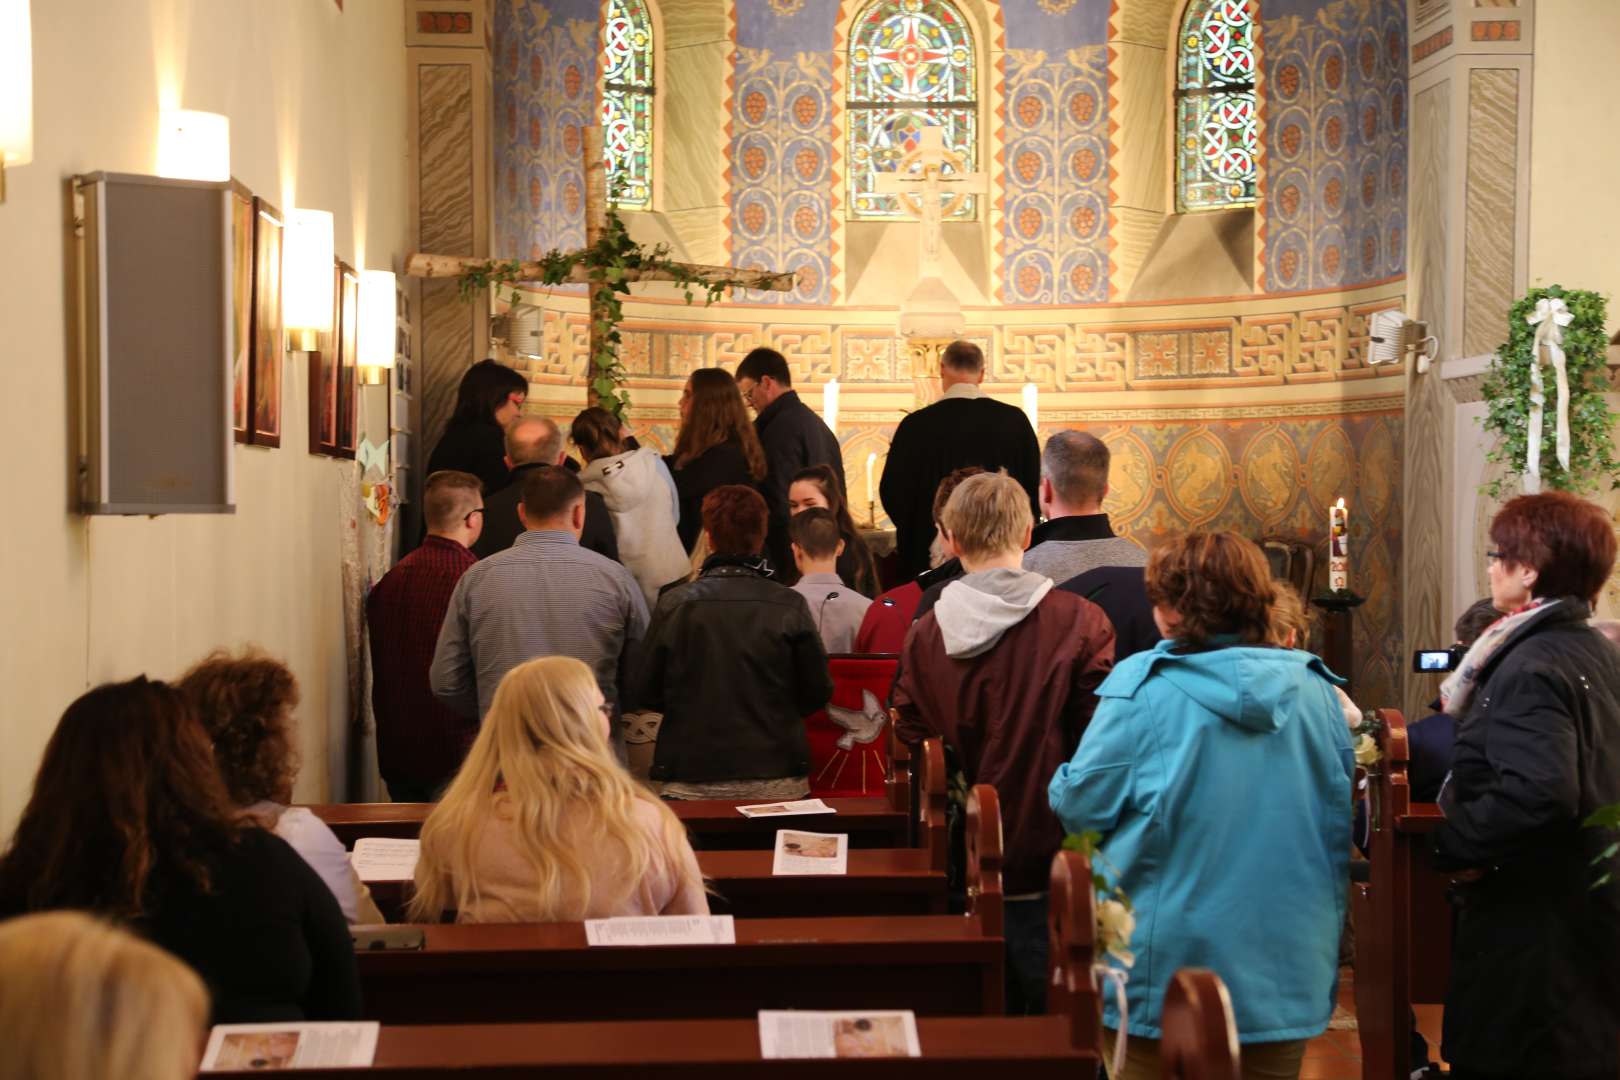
left=792, top=572, right=874, bottom=655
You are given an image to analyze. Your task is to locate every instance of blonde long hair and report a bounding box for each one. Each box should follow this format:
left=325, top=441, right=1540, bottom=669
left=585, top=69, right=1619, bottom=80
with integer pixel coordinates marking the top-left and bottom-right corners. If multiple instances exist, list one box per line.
left=409, top=656, right=695, bottom=921
left=0, top=911, right=208, bottom=1080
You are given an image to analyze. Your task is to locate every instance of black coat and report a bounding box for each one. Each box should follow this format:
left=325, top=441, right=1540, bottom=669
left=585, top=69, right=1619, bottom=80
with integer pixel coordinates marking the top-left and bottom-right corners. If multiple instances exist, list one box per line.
left=1433, top=599, right=1620, bottom=1077
left=879, top=394, right=1040, bottom=579
left=473, top=463, right=619, bottom=564
left=668, top=441, right=758, bottom=554
left=754, top=390, right=846, bottom=572
left=427, top=418, right=511, bottom=494
left=634, top=556, right=833, bottom=783
left=1057, top=565, right=1160, bottom=663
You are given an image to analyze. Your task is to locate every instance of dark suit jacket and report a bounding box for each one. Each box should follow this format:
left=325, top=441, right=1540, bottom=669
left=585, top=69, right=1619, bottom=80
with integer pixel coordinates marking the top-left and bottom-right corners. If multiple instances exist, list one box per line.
left=1056, top=565, right=1161, bottom=663
left=473, top=463, right=619, bottom=563
left=754, top=390, right=845, bottom=572
left=879, top=394, right=1040, bottom=579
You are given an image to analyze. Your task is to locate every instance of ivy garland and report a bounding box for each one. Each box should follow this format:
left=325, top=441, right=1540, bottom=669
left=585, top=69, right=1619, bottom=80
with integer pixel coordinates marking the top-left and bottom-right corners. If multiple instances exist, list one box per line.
left=455, top=201, right=762, bottom=420
left=1481, top=285, right=1620, bottom=498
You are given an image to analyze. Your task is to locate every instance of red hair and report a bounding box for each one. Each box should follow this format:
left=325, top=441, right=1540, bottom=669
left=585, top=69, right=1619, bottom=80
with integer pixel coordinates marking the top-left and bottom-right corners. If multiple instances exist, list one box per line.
left=1490, top=491, right=1616, bottom=603
left=702, top=485, right=769, bottom=556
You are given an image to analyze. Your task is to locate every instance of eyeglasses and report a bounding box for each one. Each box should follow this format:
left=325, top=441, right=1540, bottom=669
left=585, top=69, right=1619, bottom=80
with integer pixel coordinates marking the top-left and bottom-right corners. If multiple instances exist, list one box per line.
left=1485, top=549, right=1502, bottom=562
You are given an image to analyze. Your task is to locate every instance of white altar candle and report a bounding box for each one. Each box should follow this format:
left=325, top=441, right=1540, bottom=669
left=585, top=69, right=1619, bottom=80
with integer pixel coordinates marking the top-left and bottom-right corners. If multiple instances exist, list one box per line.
left=823, top=378, right=839, bottom=434
left=866, top=451, right=877, bottom=507
left=1022, top=383, right=1039, bottom=430
left=1329, top=498, right=1350, bottom=591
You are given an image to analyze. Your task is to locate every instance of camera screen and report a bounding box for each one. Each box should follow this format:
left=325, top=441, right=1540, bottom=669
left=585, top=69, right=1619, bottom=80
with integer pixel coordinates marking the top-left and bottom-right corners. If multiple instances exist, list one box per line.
left=1415, top=650, right=1452, bottom=672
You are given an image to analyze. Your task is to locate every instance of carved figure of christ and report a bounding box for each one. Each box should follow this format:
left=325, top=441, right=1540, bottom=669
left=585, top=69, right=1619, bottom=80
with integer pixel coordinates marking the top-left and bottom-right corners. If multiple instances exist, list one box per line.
left=872, top=127, right=988, bottom=277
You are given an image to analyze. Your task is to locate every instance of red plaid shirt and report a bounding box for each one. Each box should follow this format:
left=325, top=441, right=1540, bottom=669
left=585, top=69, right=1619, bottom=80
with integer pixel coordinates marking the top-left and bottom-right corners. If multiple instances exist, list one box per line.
left=366, top=536, right=479, bottom=788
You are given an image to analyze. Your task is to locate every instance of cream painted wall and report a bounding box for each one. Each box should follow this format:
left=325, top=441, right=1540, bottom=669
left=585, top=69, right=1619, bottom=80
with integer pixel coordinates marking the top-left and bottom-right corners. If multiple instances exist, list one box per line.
left=0, top=0, right=408, bottom=836
left=1528, top=1, right=1620, bottom=302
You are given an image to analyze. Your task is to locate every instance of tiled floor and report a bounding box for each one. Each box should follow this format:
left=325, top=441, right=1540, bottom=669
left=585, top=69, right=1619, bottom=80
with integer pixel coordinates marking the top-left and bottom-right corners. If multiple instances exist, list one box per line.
left=1298, top=969, right=1445, bottom=1080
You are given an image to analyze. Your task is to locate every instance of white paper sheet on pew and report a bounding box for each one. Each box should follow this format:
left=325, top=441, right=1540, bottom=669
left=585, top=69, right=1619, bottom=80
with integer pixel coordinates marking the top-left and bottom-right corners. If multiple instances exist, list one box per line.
left=350, top=837, right=420, bottom=882
left=583, top=914, right=737, bottom=946
left=771, top=829, right=849, bottom=875
left=758, top=1010, right=921, bottom=1059
left=737, top=798, right=836, bottom=818
left=199, top=1021, right=380, bottom=1071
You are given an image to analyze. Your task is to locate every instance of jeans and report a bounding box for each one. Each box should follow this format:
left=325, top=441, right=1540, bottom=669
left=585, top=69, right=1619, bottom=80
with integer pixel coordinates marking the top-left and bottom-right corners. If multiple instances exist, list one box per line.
left=1004, top=893, right=1050, bottom=1015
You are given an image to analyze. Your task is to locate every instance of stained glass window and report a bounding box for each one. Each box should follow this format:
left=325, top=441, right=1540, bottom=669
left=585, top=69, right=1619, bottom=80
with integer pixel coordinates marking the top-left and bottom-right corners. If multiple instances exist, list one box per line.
left=847, top=0, right=978, bottom=220
left=601, top=0, right=654, bottom=209
left=1176, top=0, right=1258, bottom=213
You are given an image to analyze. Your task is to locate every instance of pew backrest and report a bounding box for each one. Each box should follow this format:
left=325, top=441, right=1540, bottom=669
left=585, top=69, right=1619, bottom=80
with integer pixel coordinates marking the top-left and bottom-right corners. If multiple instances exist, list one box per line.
left=1159, top=969, right=1241, bottom=1080
left=1045, top=849, right=1100, bottom=1050
left=964, top=784, right=1003, bottom=938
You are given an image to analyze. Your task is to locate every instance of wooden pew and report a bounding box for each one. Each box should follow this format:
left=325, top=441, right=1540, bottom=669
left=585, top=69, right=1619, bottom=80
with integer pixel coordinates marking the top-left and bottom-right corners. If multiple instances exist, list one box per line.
left=362, top=739, right=951, bottom=921
left=356, top=786, right=1002, bottom=1025
left=213, top=852, right=1241, bottom=1079
left=1160, top=970, right=1241, bottom=1080
left=1351, top=708, right=1452, bottom=1080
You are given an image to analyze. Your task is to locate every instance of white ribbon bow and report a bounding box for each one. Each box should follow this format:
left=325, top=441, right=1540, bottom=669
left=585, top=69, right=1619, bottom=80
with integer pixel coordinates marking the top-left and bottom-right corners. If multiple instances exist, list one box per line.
left=1524, top=297, right=1574, bottom=493
left=358, top=438, right=390, bottom=476
left=1093, top=964, right=1131, bottom=1080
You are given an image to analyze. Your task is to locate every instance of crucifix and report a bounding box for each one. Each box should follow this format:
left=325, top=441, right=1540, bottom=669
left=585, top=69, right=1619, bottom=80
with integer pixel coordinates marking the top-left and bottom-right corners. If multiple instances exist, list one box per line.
left=873, top=126, right=988, bottom=278
left=406, top=126, right=798, bottom=390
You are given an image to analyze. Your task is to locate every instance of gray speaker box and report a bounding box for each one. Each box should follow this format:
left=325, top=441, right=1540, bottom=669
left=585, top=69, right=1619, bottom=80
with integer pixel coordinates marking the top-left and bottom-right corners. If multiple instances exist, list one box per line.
left=74, top=171, right=235, bottom=514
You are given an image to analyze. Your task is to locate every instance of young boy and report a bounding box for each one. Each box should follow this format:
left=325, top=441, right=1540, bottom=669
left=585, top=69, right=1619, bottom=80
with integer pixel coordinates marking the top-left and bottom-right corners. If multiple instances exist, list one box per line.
left=789, top=508, right=873, bottom=654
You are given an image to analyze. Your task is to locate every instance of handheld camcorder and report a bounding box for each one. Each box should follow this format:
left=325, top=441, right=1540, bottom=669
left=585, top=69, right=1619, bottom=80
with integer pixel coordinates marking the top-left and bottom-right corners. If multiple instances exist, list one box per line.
left=1412, top=646, right=1466, bottom=674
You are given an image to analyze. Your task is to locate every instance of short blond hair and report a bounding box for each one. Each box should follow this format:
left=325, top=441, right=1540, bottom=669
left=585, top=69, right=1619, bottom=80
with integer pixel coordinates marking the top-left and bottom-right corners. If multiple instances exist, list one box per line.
left=940, top=472, right=1033, bottom=561
left=0, top=911, right=208, bottom=1080
left=423, top=469, right=483, bottom=533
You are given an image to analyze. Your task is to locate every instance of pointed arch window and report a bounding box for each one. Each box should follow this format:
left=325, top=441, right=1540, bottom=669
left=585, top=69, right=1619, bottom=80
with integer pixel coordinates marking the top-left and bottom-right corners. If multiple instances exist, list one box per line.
left=1175, top=0, right=1258, bottom=213
left=846, top=0, right=978, bottom=221
left=601, top=0, right=654, bottom=209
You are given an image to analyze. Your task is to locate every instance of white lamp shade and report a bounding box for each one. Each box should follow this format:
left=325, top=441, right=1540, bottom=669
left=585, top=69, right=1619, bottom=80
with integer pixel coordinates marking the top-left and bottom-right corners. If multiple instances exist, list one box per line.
left=157, top=110, right=230, bottom=182
left=0, top=0, right=33, bottom=166
left=358, top=270, right=397, bottom=368
left=823, top=378, right=839, bottom=434
left=284, top=209, right=336, bottom=334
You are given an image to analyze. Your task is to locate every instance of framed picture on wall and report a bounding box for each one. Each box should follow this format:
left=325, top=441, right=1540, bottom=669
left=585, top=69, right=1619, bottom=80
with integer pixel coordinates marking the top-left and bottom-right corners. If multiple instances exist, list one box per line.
left=308, top=261, right=345, bottom=456
left=248, top=197, right=284, bottom=447
left=336, top=261, right=361, bottom=456
left=230, top=184, right=254, bottom=443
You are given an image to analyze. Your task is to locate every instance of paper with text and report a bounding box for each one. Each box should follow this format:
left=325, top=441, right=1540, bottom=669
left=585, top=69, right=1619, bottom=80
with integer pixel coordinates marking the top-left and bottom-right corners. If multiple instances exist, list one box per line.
left=737, top=798, right=836, bottom=818
left=758, top=1010, right=921, bottom=1059
left=583, top=914, right=737, bottom=946
left=199, top=1022, right=381, bottom=1071
left=350, top=838, right=420, bottom=882
left=771, top=829, right=849, bottom=875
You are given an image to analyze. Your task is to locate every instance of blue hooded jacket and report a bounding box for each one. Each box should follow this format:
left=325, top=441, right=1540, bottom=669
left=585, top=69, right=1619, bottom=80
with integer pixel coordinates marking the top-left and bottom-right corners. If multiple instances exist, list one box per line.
left=1048, top=639, right=1353, bottom=1042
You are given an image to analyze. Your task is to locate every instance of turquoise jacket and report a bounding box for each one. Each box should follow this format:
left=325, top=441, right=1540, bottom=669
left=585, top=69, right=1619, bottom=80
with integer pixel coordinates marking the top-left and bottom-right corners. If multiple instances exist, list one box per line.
left=1048, top=640, right=1353, bottom=1042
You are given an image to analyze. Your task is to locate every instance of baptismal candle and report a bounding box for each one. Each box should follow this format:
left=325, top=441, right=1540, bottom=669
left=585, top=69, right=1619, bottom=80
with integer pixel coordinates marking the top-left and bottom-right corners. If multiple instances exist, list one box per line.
left=1329, top=498, right=1350, bottom=591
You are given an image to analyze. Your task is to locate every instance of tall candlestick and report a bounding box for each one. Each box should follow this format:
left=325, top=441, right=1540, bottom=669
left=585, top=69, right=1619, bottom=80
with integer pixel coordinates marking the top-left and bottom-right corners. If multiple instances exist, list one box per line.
left=1329, top=497, right=1350, bottom=592
left=865, top=451, right=877, bottom=508
left=1022, top=382, right=1038, bottom=430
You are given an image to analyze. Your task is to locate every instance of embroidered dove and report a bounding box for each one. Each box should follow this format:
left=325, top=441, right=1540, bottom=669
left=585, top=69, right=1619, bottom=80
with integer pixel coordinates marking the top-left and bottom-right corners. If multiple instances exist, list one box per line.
left=826, top=690, right=888, bottom=751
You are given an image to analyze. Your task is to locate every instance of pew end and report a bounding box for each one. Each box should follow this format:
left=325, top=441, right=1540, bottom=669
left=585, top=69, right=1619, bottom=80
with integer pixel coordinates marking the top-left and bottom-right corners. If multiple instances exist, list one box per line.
left=918, top=737, right=948, bottom=873
left=964, top=784, right=1004, bottom=940
left=887, top=709, right=915, bottom=827
left=1160, top=969, right=1241, bottom=1080
left=1046, top=849, right=1100, bottom=1054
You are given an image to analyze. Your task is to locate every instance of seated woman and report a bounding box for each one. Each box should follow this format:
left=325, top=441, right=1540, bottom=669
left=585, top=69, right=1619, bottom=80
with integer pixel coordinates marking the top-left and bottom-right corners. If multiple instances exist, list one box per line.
left=0, top=677, right=361, bottom=1022
left=180, top=649, right=384, bottom=924
left=571, top=406, right=691, bottom=609
left=634, top=484, right=834, bottom=800
left=786, top=464, right=880, bottom=597
left=0, top=911, right=208, bottom=1080
left=410, top=656, right=707, bottom=923
left=1049, top=532, right=1351, bottom=1080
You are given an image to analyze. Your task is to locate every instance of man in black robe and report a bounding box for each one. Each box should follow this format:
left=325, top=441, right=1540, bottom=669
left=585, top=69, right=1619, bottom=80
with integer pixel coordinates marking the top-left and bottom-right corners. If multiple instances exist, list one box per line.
left=879, top=340, right=1040, bottom=579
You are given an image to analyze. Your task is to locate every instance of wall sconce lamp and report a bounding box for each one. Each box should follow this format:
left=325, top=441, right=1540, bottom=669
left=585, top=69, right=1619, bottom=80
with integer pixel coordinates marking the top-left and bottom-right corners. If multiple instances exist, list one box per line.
left=358, top=269, right=397, bottom=384
left=284, top=209, right=335, bottom=352
left=0, top=0, right=35, bottom=204
left=156, top=109, right=231, bottom=183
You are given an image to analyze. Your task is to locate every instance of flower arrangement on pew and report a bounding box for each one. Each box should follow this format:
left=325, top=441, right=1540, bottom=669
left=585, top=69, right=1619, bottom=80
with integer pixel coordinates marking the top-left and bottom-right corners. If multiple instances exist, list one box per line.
left=1062, top=831, right=1135, bottom=968
left=1349, top=709, right=1382, bottom=768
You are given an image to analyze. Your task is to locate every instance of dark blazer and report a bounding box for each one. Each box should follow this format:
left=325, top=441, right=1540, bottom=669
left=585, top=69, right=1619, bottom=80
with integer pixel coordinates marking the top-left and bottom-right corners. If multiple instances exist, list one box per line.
left=427, top=418, right=511, bottom=494
left=473, top=463, right=618, bottom=563
left=1057, top=565, right=1161, bottom=663
left=754, top=390, right=845, bottom=572
left=1433, top=599, right=1620, bottom=1077
left=879, top=394, right=1041, bottom=579
left=668, top=441, right=758, bottom=554
left=635, top=556, right=833, bottom=782
left=1406, top=708, right=1454, bottom=803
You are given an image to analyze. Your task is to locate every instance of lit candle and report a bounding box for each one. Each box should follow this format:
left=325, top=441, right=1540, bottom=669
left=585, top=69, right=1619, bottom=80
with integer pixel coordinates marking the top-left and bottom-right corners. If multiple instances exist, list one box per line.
left=823, top=378, right=839, bottom=434
left=1022, top=382, right=1038, bottom=430
left=1329, top=498, right=1350, bottom=591
left=866, top=451, right=877, bottom=507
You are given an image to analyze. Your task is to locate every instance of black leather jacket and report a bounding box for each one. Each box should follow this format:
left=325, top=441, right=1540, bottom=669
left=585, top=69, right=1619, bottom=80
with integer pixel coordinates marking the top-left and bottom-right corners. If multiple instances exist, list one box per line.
left=633, top=555, right=833, bottom=782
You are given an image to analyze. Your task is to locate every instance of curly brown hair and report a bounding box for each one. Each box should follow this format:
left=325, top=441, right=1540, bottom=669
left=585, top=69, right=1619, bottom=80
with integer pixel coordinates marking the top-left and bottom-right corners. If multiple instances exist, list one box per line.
left=178, top=650, right=301, bottom=807
left=1146, top=532, right=1279, bottom=646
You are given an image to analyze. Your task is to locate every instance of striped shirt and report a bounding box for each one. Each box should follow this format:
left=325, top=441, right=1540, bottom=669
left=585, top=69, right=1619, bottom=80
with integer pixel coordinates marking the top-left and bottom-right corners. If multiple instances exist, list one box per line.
left=430, top=530, right=650, bottom=721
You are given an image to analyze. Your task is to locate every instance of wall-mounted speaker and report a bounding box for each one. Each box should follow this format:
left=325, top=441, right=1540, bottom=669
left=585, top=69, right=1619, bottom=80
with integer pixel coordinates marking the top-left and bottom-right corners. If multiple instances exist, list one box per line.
left=74, top=172, right=235, bottom=514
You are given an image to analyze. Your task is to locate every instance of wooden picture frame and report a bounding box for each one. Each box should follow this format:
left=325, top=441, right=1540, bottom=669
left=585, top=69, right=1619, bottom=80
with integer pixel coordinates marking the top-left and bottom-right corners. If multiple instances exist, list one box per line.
left=336, top=261, right=361, bottom=456
left=308, top=260, right=357, bottom=458
left=230, top=185, right=254, bottom=443
left=247, top=198, right=284, bottom=447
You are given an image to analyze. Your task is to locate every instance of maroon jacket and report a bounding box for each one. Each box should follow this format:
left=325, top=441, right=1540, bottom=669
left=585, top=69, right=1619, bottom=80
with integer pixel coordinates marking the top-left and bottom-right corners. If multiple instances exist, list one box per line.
left=893, top=583, right=1114, bottom=894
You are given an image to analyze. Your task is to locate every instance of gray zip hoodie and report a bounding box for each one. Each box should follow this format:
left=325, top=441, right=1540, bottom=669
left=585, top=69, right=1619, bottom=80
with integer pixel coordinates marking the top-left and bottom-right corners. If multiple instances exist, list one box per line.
left=932, top=567, right=1055, bottom=659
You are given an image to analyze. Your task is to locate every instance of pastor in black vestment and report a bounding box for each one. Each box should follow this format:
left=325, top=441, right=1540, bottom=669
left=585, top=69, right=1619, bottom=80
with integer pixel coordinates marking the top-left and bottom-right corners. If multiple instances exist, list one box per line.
left=879, top=341, right=1040, bottom=579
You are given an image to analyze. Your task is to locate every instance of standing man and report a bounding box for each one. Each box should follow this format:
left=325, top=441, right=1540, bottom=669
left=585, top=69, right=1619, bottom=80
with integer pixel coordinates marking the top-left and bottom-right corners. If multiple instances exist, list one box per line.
left=474, top=416, right=618, bottom=563
left=366, top=470, right=485, bottom=802
left=432, top=467, right=649, bottom=749
left=734, top=347, right=845, bottom=577
left=880, top=340, right=1040, bottom=579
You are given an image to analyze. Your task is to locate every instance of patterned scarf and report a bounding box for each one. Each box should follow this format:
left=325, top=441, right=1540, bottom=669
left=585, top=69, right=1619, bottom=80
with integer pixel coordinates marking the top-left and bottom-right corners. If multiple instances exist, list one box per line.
left=1439, top=597, right=1560, bottom=714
